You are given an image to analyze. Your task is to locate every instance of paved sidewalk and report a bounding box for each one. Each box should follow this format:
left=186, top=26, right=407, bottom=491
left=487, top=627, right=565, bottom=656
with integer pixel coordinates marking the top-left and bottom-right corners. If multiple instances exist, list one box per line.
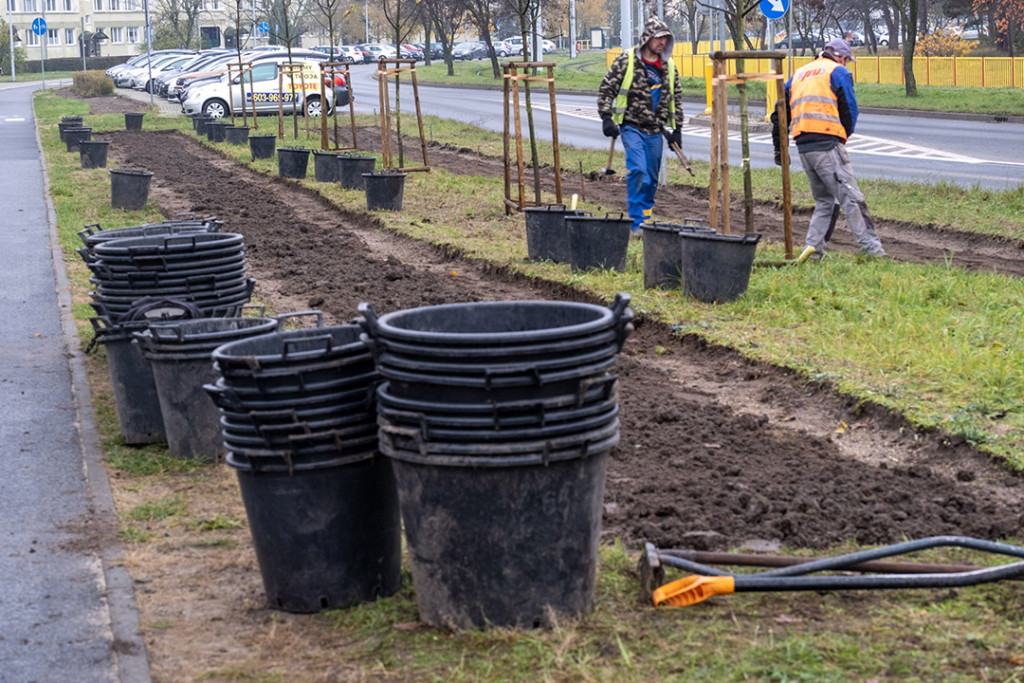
left=0, top=81, right=150, bottom=682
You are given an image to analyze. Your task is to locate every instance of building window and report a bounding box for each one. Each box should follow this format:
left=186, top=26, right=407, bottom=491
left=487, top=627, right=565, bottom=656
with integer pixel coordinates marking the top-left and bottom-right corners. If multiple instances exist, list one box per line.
left=202, top=0, right=219, bottom=9
left=23, top=0, right=37, bottom=12
left=27, top=31, right=40, bottom=46
left=123, top=0, right=136, bottom=8
left=45, top=0, right=55, bottom=11
left=63, top=0, right=72, bottom=9
left=127, top=26, right=138, bottom=42
left=109, top=26, right=122, bottom=42
left=6, top=0, right=15, bottom=12
left=47, top=28, right=58, bottom=45
left=93, top=0, right=101, bottom=10
left=108, top=0, right=118, bottom=9
left=65, top=27, right=75, bottom=44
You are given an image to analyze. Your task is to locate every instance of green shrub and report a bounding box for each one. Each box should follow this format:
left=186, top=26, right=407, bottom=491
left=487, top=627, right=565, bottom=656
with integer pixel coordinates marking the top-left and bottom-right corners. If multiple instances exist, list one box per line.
left=72, top=70, right=114, bottom=97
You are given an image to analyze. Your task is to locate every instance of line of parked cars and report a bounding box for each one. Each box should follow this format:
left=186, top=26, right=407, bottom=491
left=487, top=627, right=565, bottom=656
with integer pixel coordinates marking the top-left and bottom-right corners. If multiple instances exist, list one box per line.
left=106, top=48, right=351, bottom=120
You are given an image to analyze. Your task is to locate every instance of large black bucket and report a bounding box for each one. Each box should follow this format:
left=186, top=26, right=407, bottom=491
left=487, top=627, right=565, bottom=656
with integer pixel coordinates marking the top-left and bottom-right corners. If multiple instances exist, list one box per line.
left=228, top=452, right=402, bottom=613
left=225, top=126, right=249, bottom=145
left=79, top=140, right=111, bottom=169
left=679, top=232, right=761, bottom=303
left=388, top=447, right=610, bottom=629
left=110, top=168, right=154, bottom=211
left=193, top=115, right=213, bottom=136
left=312, top=151, right=342, bottom=183
left=136, top=317, right=279, bottom=461
left=124, top=112, right=144, bottom=131
left=59, top=119, right=83, bottom=142
left=277, top=147, right=310, bottom=178
left=206, top=121, right=229, bottom=143
left=338, top=155, right=376, bottom=189
left=363, top=172, right=405, bottom=211
left=524, top=205, right=587, bottom=263
left=64, top=127, right=93, bottom=152
left=249, top=134, right=276, bottom=160
left=566, top=214, right=631, bottom=272
left=641, top=221, right=716, bottom=289
left=92, top=319, right=166, bottom=444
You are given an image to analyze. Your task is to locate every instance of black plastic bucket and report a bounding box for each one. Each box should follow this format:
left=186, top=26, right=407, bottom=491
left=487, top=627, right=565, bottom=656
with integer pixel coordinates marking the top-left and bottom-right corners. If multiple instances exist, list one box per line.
left=312, top=151, right=341, bottom=183
left=58, top=119, right=82, bottom=142
left=338, top=155, right=376, bottom=189
left=249, top=134, right=276, bottom=160
left=206, top=121, right=229, bottom=143
left=228, top=452, right=402, bottom=613
left=225, top=126, right=249, bottom=145
left=194, top=115, right=213, bottom=136
left=566, top=214, right=631, bottom=272
left=388, top=447, right=610, bottom=628
left=64, top=127, right=93, bottom=152
left=679, top=232, right=762, bottom=303
left=363, top=172, right=405, bottom=211
left=110, top=168, right=154, bottom=211
left=124, top=112, right=144, bottom=131
left=641, top=221, right=716, bottom=289
left=91, top=319, right=166, bottom=444
left=136, top=317, right=279, bottom=461
left=277, top=147, right=310, bottom=178
left=524, top=205, right=587, bottom=263
left=79, top=140, right=111, bottom=169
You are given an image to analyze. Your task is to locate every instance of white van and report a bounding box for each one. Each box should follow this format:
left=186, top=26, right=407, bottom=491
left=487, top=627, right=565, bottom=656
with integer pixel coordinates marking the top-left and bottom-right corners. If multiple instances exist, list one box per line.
left=181, top=56, right=337, bottom=119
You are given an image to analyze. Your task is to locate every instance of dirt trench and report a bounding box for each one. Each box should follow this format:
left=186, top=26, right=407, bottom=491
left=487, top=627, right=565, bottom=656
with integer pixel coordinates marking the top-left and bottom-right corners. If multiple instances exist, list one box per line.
left=103, top=128, right=1024, bottom=552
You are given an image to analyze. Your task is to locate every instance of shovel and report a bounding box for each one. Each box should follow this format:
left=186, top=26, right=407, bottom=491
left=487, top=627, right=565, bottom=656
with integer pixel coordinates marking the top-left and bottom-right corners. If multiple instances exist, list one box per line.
left=662, top=128, right=695, bottom=177
left=600, top=137, right=617, bottom=175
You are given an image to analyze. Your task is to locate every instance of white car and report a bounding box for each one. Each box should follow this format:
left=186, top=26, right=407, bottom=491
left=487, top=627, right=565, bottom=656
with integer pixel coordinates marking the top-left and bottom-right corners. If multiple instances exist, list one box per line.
left=181, top=56, right=338, bottom=119
left=359, top=43, right=398, bottom=61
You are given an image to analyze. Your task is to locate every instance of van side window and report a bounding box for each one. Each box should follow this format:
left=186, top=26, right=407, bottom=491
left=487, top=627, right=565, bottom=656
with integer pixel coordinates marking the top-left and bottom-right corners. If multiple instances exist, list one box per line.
left=251, top=63, right=278, bottom=83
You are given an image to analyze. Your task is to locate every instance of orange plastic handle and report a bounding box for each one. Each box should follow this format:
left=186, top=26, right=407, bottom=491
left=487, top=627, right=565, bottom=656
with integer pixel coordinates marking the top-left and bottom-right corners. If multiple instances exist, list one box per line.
left=652, top=575, right=736, bottom=607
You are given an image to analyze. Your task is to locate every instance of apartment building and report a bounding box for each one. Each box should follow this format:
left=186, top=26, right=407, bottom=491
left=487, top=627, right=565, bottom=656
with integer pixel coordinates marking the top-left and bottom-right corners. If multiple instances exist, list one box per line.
left=5, top=0, right=232, bottom=62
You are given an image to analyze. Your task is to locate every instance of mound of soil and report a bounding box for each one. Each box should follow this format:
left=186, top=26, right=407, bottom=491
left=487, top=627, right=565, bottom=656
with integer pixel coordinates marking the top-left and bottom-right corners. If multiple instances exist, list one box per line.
left=106, top=128, right=1024, bottom=551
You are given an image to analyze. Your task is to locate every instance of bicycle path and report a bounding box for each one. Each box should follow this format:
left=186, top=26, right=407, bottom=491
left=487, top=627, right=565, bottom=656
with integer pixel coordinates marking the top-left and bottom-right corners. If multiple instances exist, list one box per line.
left=0, top=80, right=150, bottom=683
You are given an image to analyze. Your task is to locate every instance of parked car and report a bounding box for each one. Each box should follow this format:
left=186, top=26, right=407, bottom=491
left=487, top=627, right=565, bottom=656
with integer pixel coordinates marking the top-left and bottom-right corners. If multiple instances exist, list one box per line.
left=181, top=55, right=342, bottom=119
left=491, top=40, right=522, bottom=58
left=453, top=41, right=488, bottom=60
left=401, top=43, right=424, bottom=61
left=777, top=34, right=824, bottom=51
left=339, top=46, right=365, bottom=63
left=176, top=49, right=327, bottom=104
left=107, top=50, right=193, bottom=81
left=358, top=43, right=398, bottom=61
left=119, top=52, right=197, bottom=89
left=414, top=42, right=443, bottom=60
left=153, top=50, right=233, bottom=97
left=131, top=53, right=197, bottom=92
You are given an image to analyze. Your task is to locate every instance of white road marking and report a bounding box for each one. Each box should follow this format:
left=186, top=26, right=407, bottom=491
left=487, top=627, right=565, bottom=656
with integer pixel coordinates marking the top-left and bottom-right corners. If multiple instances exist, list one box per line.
left=2, top=117, right=27, bottom=122
left=540, top=104, right=1024, bottom=167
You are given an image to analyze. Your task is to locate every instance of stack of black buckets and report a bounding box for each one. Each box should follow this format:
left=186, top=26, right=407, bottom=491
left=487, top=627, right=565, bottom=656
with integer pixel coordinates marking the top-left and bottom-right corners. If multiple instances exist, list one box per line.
left=204, top=294, right=633, bottom=628
left=356, top=293, right=633, bottom=628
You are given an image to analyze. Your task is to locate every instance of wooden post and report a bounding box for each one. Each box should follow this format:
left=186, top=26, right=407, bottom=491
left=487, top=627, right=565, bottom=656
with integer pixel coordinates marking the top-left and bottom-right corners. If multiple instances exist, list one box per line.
left=546, top=65, right=563, bottom=204
left=716, top=59, right=731, bottom=235
left=774, top=57, right=793, bottom=259
left=502, top=67, right=512, bottom=214
left=708, top=59, right=721, bottom=231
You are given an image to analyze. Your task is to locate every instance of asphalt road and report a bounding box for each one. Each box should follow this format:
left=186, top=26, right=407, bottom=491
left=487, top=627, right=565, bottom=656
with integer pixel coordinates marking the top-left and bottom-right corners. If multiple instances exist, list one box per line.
left=0, top=80, right=149, bottom=683
left=347, top=62, right=1024, bottom=191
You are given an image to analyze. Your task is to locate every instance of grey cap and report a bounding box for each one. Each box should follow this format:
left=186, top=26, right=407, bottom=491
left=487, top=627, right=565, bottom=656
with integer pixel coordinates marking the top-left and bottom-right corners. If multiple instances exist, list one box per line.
left=824, top=38, right=856, bottom=62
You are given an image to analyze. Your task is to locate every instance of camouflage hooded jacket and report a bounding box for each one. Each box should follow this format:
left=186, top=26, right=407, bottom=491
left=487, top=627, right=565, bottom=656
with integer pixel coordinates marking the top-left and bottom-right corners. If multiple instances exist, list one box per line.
left=597, top=17, right=684, bottom=135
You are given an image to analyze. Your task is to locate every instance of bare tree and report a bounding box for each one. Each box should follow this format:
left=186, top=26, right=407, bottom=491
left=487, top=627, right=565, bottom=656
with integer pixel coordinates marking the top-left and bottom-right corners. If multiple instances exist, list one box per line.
left=424, top=0, right=465, bottom=75
left=462, top=0, right=501, bottom=77
left=153, top=0, right=205, bottom=48
left=312, top=0, right=354, bottom=143
left=267, top=0, right=313, bottom=137
left=380, top=0, right=423, bottom=166
left=891, top=0, right=920, bottom=94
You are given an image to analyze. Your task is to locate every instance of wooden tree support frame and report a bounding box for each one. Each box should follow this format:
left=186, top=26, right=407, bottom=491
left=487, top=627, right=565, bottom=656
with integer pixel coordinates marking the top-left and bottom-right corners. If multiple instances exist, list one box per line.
left=502, top=61, right=563, bottom=214
left=277, top=63, right=311, bottom=140
left=319, top=61, right=358, bottom=152
left=376, top=58, right=430, bottom=173
left=226, top=62, right=256, bottom=129
left=708, top=50, right=793, bottom=258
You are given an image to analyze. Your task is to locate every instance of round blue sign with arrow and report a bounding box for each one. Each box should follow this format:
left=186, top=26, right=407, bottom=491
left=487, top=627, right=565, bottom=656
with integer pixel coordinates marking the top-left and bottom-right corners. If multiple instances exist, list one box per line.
left=257, top=21, right=269, bottom=34
left=759, top=0, right=788, bottom=20
left=32, top=17, right=47, bottom=36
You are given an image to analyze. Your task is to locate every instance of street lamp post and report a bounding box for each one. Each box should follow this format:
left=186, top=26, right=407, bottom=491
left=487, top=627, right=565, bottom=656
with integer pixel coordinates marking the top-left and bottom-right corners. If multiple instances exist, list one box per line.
left=7, top=5, right=16, bottom=81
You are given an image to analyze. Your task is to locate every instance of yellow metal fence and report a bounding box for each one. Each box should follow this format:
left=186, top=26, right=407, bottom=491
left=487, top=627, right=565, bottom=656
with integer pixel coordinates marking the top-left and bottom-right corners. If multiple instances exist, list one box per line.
left=606, top=47, right=1024, bottom=88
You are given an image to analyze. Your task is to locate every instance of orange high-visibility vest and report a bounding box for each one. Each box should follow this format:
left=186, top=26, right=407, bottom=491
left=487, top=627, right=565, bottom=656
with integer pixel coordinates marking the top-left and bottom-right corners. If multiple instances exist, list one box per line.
left=790, top=58, right=846, bottom=141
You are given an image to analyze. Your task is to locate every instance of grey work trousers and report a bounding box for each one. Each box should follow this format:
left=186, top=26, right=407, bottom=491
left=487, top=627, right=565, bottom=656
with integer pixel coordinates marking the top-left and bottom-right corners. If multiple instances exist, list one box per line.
left=798, top=144, right=886, bottom=256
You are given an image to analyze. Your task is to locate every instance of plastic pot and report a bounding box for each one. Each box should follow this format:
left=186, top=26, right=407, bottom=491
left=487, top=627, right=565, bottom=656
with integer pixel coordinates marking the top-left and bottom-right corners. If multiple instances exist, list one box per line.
left=524, top=205, right=587, bottom=263
left=363, top=172, right=405, bottom=211
left=566, top=214, right=632, bottom=272
left=109, top=168, right=154, bottom=211
left=225, top=126, right=249, bottom=145
left=64, top=127, right=93, bottom=153
left=79, top=140, right=111, bottom=169
left=312, top=150, right=342, bottom=183
left=249, top=134, right=276, bottom=160
left=277, top=147, right=310, bottom=178
left=338, top=155, right=376, bottom=190
left=124, top=112, right=144, bottom=131
left=679, top=231, right=761, bottom=303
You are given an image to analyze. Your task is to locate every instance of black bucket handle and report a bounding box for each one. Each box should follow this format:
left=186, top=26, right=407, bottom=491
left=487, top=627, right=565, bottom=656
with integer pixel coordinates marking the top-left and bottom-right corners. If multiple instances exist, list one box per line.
left=282, top=333, right=335, bottom=359
left=273, top=310, right=324, bottom=329
left=610, top=292, right=635, bottom=351
left=356, top=302, right=379, bottom=338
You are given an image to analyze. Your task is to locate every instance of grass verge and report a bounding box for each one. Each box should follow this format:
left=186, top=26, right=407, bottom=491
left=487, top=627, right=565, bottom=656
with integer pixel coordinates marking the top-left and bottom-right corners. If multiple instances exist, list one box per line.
left=32, top=89, right=1024, bottom=680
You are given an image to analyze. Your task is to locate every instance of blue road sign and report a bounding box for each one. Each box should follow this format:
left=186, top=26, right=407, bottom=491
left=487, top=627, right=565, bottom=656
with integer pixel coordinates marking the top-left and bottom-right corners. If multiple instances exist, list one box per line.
left=759, top=0, right=789, bottom=20
left=31, top=17, right=46, bottom=36
left=257, top=21, right=269, bottom=34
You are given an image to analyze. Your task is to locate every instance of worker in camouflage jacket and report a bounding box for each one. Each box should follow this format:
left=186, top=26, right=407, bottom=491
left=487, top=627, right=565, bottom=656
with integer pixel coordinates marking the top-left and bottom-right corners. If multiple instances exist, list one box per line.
left=598, top=16, right=685, bottom=235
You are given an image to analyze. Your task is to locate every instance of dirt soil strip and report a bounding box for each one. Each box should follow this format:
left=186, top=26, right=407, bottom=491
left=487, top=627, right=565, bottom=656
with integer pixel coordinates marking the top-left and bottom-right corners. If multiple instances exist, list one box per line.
left=104, top=128, right=1024, bottom=553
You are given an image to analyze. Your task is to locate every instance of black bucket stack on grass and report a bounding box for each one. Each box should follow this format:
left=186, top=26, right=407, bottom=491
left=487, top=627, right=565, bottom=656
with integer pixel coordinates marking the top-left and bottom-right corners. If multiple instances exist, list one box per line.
left=359, top=293, right=634, bottom=629
left=206, top=313, right=401, bottom=613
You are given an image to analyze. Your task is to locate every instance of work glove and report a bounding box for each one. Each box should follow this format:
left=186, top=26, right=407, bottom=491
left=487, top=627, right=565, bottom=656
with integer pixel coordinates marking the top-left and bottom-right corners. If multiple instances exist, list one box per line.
left=669, top=126, right=682, bottom=148
left=601, top=116, right=619, bottom=138
left=774, top=151, right=782, bottom=166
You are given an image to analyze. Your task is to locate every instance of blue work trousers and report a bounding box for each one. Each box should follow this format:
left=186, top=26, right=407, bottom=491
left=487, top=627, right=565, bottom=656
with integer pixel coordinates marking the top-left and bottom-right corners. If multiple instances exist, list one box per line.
left=621, top=126, right=664, bottom=232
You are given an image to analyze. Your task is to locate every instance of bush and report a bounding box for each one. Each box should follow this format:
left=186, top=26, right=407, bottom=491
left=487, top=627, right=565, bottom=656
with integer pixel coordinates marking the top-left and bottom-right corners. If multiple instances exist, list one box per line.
left=916, top=30, right=975, bottom=57
left=72, top=70, right=114, bottom=97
